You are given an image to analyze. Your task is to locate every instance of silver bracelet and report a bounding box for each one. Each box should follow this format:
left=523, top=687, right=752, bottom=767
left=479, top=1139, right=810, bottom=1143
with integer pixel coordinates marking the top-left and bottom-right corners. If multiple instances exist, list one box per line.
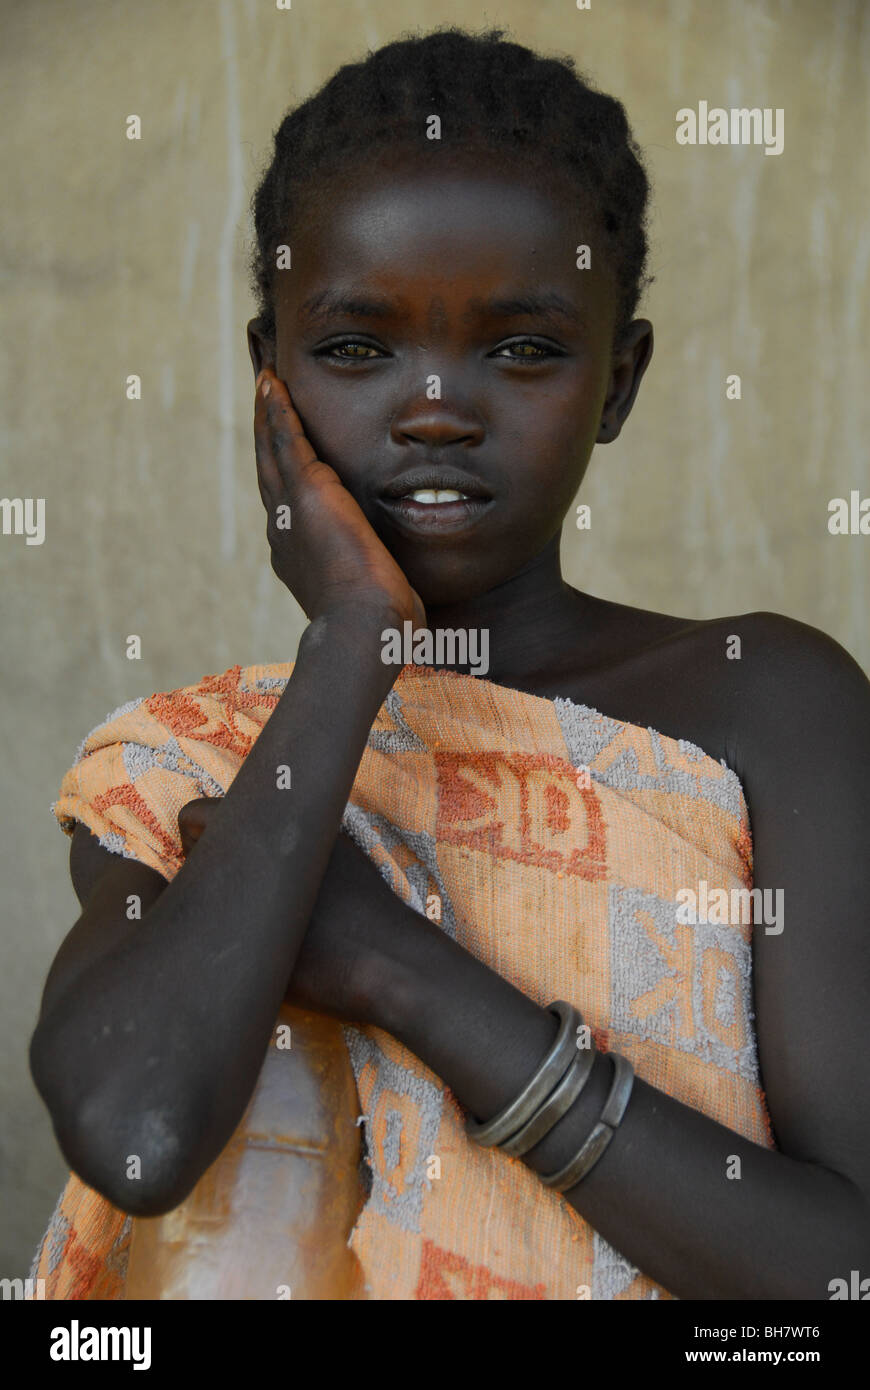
left=539, top=1052, right=635, bottom=1192
left=499, top=1038, right=597, bottom=1158
left=465, top=1001, right=581, bottom=1148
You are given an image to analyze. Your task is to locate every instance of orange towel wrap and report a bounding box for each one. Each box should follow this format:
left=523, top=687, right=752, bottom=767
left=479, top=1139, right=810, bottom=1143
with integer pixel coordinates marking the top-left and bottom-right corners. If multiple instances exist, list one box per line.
left=31, top=661, right=774, bottom=1300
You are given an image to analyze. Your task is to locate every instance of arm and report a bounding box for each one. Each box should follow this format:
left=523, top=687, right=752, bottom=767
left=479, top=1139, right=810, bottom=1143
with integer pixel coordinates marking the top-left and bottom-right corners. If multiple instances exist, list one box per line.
left=30, top=604, right=399, bottom=1216
left=30, top=365, right=424, bottom=1217
left=371, top=615, right=870, bottom=1298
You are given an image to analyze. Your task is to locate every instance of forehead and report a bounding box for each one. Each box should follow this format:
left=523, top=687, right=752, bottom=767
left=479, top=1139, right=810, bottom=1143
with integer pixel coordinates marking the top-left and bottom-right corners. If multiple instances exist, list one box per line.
left=279, top=158, right=615, bottom=324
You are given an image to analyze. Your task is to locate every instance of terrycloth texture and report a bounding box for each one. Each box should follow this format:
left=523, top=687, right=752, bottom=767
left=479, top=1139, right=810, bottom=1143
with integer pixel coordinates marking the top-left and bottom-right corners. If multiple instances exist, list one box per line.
left=32, top=661, right=774, bottom=1300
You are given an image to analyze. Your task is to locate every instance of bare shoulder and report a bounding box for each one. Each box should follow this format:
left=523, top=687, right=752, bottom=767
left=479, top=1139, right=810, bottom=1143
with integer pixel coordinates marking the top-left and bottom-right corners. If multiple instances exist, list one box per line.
left=725, top=609, right=868, bottom=681
left=720, top=610, right=869, bottom=731
left=693, top=606, right=867, bottom=745
left=604, top=599, right=863, bottom=671
left=621, top=603, right=868, bottom=696
left=589, top=600, right=867, bottom=768
left=705, top=610, right=870, bottom=800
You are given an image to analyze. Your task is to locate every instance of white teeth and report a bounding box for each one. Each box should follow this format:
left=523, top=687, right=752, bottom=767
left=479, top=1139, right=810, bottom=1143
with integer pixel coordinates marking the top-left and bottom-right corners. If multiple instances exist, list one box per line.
left=407, top=489, right=468, bottom=503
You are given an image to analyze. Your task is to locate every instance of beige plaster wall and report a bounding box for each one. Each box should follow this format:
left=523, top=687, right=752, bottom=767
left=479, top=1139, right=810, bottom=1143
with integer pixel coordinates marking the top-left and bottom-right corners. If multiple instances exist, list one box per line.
left=2, top=0, right=868, bottom=1276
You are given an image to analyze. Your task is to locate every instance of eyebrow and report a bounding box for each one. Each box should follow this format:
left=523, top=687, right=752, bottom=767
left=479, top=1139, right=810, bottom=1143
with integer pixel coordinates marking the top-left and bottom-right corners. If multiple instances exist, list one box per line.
left=466, top=292, right=582, bottom=326
left=298, top=291, right=410, bottom=326
left=297, top=288, right=583, bottom=329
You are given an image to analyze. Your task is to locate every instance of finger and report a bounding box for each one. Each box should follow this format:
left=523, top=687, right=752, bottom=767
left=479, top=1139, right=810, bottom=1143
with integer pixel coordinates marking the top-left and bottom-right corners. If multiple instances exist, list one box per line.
left=178, top=796, right=221, bottom=854
left=177, top=796, right=220, bottom=830
left=254, top=367, right=320, bottom=499
left=253, top=369, right=282, bottom=502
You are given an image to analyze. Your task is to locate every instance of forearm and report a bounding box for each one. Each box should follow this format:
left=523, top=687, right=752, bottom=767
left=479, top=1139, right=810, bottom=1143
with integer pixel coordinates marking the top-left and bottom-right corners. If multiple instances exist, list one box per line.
left=37, top=603, right=397, bottom=1210
left=383, top=919, right=869, bottom=1300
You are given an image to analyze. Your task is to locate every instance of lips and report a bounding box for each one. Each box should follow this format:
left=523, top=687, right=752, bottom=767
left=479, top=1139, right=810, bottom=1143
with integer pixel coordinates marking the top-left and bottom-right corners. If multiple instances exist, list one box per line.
left=372, top=461, right=494, bottom=536
left=377, top=493, right=493, bottom=536
left=380, top=469, right=492, bottom=501
left=377, top=466, right=494, bottom=537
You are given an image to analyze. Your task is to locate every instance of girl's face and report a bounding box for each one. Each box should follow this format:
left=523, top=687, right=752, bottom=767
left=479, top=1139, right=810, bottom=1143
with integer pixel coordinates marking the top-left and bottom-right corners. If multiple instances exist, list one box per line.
left=250, top=155, right=652, bottom=608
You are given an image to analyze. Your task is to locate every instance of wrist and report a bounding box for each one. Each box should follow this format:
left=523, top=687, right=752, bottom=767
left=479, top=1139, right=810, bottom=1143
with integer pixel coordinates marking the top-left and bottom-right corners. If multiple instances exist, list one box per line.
left=313, top=593, right=412, bottom=634
left=298, top=603, right=402, bottom=693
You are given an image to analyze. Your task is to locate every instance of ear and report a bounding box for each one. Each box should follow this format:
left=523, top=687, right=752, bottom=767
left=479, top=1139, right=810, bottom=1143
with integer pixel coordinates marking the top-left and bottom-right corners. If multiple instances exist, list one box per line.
left=246, top=317, right=276, bottom=380
left=597, top=319, right=654, bottom=443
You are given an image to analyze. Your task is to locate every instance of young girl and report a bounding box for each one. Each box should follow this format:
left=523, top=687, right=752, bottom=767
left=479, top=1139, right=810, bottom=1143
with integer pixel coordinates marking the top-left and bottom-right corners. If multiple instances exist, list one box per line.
left=29, top=26, right=870, bottom=1301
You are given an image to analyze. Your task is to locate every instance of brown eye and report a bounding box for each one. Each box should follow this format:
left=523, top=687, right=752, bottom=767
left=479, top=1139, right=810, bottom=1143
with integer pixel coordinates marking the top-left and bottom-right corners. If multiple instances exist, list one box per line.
left=334, top=343, right=375, bottom=357
left=316, top=339, right=384, bottom=361
left=493, top=339, right=561, bottom=360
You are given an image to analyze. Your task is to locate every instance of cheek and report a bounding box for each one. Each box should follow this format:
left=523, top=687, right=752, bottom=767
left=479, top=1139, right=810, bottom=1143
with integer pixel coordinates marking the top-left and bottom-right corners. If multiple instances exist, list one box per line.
left=502, top=370, right=599, bottom=446
left=506, top=407, right=591, bottom=510
left=304, top=413, right=362, bottom=479
left=278, top=373, right=372, bottom=482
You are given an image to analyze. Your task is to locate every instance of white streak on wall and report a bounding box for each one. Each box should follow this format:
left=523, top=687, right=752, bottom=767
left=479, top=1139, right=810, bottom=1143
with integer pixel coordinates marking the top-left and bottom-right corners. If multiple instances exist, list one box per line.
left=189, top=89, right=201, bottom=147
left=722, top=68, right=770, bottom=573
left=161, top=364, right=175, bottom=411
left=179, top=219, right=200, bottom=306
left=137, top=440, right=151, bottom=488
left=218, top=0, right=244, bottom=564
left=252, top=559, right=273, bottom=662
left=173, top=79, right=187, bottom=133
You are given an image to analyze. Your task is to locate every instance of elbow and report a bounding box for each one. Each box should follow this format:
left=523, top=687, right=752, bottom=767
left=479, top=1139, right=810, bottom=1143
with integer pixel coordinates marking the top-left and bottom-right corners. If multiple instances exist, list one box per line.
left=93, top=1171, right=199, bottom=1220
left=30, top=1036, right=206, bottom=1217
left=66, top=1095, right=205, bottom=1217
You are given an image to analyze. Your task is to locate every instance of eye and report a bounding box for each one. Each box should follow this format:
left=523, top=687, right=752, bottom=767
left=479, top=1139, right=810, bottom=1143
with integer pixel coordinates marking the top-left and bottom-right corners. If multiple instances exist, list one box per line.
left=314, top=339, right=386, bottom=362
left=491, top=338, right=565, bottom=361
left=313, top=335, right=565, bottom=364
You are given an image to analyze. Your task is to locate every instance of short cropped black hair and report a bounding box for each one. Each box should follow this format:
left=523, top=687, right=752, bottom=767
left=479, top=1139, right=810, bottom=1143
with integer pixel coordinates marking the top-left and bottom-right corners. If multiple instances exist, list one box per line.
left=247, top=25, right=654, bottom=350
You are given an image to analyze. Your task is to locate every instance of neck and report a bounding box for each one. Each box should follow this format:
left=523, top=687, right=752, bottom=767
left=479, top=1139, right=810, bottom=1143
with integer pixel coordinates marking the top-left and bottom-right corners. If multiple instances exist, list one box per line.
left=422, top=534, right=596, bottom=686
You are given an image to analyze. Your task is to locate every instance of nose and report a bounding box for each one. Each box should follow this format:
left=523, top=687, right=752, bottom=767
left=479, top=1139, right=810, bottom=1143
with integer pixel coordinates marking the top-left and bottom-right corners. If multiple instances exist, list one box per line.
left=390, top=396, right=485, bottom=450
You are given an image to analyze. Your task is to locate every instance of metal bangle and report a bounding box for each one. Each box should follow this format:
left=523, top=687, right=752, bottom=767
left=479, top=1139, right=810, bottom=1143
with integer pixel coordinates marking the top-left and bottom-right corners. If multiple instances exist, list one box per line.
left=465, top=1001, right=581, bottom=1148
left=539, top=1052, right=635, bottom=1192
left=499, top=1040, right=597, bottom=1158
